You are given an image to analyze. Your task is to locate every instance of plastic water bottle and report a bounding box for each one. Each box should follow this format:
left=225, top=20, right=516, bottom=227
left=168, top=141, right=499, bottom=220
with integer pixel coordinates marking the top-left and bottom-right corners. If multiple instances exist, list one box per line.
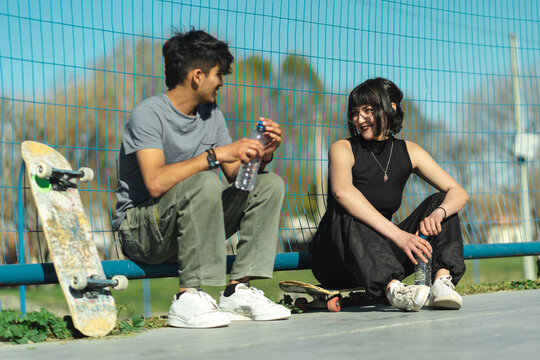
left=234, top=121, right=268, bottom=191
left=414, top=234, right=432, bottom=286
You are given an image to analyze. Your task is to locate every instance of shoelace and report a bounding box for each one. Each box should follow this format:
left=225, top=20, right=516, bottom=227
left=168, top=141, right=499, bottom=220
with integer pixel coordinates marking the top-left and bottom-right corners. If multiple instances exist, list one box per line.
left=197, top=290, right=219, bottom=310
left=246, top=287, right=275, bottom=306
left=390, top=284, right=419, bottom=305
left=394, top=285, right=415, bottom=296
left=439, top=275, right=455, bottom=289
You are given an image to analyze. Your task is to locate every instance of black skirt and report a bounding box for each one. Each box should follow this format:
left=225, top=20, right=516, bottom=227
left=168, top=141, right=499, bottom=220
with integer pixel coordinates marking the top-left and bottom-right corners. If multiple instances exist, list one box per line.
left=309, top=192, right=466, bottom=297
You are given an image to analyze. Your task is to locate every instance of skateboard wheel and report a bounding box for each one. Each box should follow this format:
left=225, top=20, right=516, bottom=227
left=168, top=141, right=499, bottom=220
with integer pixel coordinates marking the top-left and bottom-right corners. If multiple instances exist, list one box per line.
left=37, top=162, right=53, bottom=178
left=327, top=296, right=341, bottom=312
left=79, top=167, right=94, bottom=182
left=112, top=275, right=128, bottom=291
left=71, top=274, right=88, bottom=290
left=295, top=297, right=308, bottom=311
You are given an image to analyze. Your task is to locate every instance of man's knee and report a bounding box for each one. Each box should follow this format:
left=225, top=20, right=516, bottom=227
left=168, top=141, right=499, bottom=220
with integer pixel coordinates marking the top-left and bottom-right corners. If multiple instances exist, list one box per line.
left=172, top=171, right=223, bottom=200
left=191, top=171, right=223, bottom=189
left=254, top=172, right=285, bottom=200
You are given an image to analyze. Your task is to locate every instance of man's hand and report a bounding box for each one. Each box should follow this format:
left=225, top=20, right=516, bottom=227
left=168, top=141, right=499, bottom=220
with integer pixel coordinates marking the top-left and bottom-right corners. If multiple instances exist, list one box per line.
left=260, top=117, right=281, bottom=161
left=215, top=117, right=281, bottom=182
left=214, top=138, right=265, bottom=164
left=214, top=117, right=281, bottom=164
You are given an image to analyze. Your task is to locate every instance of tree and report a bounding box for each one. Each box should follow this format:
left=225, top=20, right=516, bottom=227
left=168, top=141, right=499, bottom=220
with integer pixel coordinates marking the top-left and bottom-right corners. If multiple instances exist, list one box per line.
left=451, top=69, right=540, bottom=244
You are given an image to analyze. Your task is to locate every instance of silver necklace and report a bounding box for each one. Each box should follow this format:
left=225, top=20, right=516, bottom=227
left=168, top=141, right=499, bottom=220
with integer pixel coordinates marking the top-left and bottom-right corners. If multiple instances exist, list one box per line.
left=367, top=139, right=394, bottom=182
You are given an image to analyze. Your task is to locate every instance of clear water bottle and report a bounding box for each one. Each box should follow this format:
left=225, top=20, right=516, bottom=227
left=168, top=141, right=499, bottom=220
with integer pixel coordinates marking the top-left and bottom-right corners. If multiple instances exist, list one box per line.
left=234, top=121, right=268, bottom=191
left=414, top=234, right=432, bottom=286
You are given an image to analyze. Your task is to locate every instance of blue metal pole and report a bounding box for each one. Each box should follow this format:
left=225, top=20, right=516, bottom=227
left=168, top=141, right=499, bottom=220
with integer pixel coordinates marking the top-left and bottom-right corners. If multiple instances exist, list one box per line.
left=143, top=278, right=151, bottom=318
left=17, top=163, right=26, bottom=313
left=473, top=259, right=481, bottom=284
left=463, top=243, right=540, bottom=259
left=2, top=244, right=540, bottom=286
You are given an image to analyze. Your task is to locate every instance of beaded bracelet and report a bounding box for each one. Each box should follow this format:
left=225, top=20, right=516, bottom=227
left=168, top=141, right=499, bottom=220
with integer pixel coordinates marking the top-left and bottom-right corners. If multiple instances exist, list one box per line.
left=436, top=206, right=447, bottom=219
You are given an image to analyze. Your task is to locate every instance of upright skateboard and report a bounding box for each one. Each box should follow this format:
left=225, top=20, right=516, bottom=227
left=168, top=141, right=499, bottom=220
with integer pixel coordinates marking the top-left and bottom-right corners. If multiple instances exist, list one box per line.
left=21, top=141, right=128, bottom=337
left=279, top=280, right=368, bottom=312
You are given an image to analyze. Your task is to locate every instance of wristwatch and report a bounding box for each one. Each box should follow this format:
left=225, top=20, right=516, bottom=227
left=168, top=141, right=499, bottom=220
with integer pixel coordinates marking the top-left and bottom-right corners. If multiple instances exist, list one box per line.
left=206, top=149, right=220, bottom=169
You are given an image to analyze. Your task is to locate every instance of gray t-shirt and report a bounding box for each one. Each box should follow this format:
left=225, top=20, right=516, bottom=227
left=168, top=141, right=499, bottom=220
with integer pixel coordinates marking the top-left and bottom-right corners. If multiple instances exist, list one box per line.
left=113, top=93, right=232, bottom=229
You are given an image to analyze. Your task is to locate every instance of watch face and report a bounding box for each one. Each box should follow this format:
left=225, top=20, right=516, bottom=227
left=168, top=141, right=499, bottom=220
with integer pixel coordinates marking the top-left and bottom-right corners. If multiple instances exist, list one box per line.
left=207, top=150, right=219, bottom=168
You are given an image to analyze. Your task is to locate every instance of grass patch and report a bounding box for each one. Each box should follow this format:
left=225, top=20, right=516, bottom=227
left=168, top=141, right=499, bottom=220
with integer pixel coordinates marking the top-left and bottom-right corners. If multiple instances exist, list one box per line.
left=0, top=308, right=71, bottom=344
left=458, top=279, right=540, bottom=295
left=0, top=307, right=170, bottom=344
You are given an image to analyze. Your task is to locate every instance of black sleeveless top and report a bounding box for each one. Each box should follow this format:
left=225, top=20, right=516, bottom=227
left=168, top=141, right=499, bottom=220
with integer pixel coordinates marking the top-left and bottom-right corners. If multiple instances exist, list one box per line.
left=326, top=136, right=412, bottom=220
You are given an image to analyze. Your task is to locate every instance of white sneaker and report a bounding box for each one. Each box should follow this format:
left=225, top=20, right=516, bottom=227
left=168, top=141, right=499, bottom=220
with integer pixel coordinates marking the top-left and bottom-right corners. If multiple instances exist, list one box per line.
left=218, top=283, right=291, bottom=321
left=425, top=275, right=462, bottom=310
left=167, top=288, right=231, bottom=328
left=386, top=281, right=430, bottom=312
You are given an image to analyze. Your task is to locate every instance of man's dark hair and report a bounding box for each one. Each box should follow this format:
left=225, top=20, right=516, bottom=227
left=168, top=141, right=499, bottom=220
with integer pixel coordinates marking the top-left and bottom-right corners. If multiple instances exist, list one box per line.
left=347, top=77, right=404, bottom=137
left=162, top=29, right=234, bottom=90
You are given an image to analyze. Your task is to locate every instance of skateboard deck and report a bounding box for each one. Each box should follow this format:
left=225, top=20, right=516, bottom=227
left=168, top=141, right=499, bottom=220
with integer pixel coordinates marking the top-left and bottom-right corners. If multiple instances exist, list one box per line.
left=21, top=141, right=127, bottom=337
left=279, top=280, right=367, bottom=312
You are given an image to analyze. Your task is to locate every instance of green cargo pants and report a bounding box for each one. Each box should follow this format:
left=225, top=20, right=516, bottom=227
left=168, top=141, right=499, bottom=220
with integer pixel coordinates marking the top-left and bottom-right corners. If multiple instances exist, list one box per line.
left=118, top=171, right=284, bottom=287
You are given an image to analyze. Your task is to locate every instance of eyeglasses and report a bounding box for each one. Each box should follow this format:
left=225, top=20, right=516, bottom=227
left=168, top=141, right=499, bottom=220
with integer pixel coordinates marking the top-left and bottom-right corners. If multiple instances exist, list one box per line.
left=348, top=106, right=374, bottom=122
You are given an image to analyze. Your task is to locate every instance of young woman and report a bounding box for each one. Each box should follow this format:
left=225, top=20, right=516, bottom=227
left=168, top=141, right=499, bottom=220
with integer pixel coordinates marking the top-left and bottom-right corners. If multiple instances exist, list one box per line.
left=309, top=78, right=468, bottom=311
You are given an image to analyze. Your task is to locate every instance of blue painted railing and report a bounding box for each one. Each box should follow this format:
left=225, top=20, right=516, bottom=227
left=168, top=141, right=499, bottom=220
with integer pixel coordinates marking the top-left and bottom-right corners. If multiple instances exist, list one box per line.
left=2, top=244, right=540, bottom=286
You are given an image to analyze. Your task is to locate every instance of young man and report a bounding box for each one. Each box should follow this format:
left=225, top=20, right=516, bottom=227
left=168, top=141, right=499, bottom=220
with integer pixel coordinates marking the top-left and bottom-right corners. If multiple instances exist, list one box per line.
left=113, top=30, right=290, bottom=328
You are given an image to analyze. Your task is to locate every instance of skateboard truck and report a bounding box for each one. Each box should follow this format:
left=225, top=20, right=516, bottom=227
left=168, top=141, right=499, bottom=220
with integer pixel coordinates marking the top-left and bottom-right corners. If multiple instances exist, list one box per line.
left=70, top=274, right=129, bottom=291
left=36, top=162, right=94, bottom=191
left=295, top=294, right=341, bottom=312
left=279, top=280, right=369, bottom=312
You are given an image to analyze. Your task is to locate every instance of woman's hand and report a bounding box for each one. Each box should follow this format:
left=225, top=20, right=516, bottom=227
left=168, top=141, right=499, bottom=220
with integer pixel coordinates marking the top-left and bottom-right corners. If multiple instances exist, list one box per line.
left=418, top=207, right=446, bottom=237
left=394, top=230, right=433, bottom=265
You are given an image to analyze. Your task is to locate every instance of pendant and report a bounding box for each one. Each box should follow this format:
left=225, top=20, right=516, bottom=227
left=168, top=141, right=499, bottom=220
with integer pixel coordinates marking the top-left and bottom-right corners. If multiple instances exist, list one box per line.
left=383, top=173, right=388, bottom=182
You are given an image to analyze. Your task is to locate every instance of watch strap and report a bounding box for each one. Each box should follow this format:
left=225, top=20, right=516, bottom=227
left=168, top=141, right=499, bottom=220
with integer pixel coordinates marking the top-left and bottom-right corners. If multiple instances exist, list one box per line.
left=206, top=149, right=220, bottom=169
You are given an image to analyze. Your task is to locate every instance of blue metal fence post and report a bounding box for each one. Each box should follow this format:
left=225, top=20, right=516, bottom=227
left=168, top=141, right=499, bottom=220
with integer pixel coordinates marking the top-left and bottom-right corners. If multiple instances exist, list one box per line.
left=17, top=162, right=27, bottom=313
left=143, top=279, right=151, bottom=317
left=473, top=259, right=481, bottom=284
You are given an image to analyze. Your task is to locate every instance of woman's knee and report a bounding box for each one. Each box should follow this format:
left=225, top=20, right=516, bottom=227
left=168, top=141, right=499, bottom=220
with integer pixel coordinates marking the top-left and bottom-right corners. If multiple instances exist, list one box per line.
left=427, top=192, right=446, bottom=204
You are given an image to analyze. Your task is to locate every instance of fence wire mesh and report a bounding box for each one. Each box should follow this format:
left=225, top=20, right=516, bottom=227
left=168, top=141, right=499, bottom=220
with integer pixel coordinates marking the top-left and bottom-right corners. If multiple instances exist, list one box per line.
left=1, top=0, right=539, bottom=265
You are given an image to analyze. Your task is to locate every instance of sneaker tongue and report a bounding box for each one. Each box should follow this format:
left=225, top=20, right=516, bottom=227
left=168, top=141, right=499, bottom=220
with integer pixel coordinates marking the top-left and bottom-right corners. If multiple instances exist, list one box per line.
left=388, top=280, right=401, bottom=295
left=438, top=275, right=453, bottom=284
left=175, top=287, right=200, bottom=300
left=235, top=283, right=250, bottom=291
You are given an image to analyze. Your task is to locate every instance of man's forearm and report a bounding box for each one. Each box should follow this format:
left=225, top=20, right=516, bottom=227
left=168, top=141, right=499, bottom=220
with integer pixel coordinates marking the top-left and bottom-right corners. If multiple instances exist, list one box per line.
left=141, top=152, right=210, bottom=198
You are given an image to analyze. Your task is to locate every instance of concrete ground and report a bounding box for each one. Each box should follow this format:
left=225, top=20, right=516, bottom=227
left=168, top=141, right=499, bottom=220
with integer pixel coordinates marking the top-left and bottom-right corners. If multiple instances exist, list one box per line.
left=1, top=290, right=539, bottom=360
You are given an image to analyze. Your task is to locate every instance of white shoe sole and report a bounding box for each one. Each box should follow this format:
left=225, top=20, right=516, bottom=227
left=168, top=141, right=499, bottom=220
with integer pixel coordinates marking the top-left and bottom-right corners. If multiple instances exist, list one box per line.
left=252, top=311, right=291, bottom=321
left=223, top=310, right=252, bottom=321
left=167, top=314, right=231, bottom=328
left=222, top=309, right=291, bottom=321
left=432, top=296, right=462, bottom=310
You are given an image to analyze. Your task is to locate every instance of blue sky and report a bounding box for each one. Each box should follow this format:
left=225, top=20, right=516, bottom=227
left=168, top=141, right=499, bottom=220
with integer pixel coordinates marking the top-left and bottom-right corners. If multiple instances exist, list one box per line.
left=1, top=0, right=539, bottom=121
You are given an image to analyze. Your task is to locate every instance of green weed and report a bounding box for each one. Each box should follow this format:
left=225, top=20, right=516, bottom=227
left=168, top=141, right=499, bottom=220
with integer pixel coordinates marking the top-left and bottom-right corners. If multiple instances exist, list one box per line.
left=0, top=308, right=72, bottom=344
left=278, top=294, right=303, bottom=314
left=457, top=279, right=540, bottom=295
